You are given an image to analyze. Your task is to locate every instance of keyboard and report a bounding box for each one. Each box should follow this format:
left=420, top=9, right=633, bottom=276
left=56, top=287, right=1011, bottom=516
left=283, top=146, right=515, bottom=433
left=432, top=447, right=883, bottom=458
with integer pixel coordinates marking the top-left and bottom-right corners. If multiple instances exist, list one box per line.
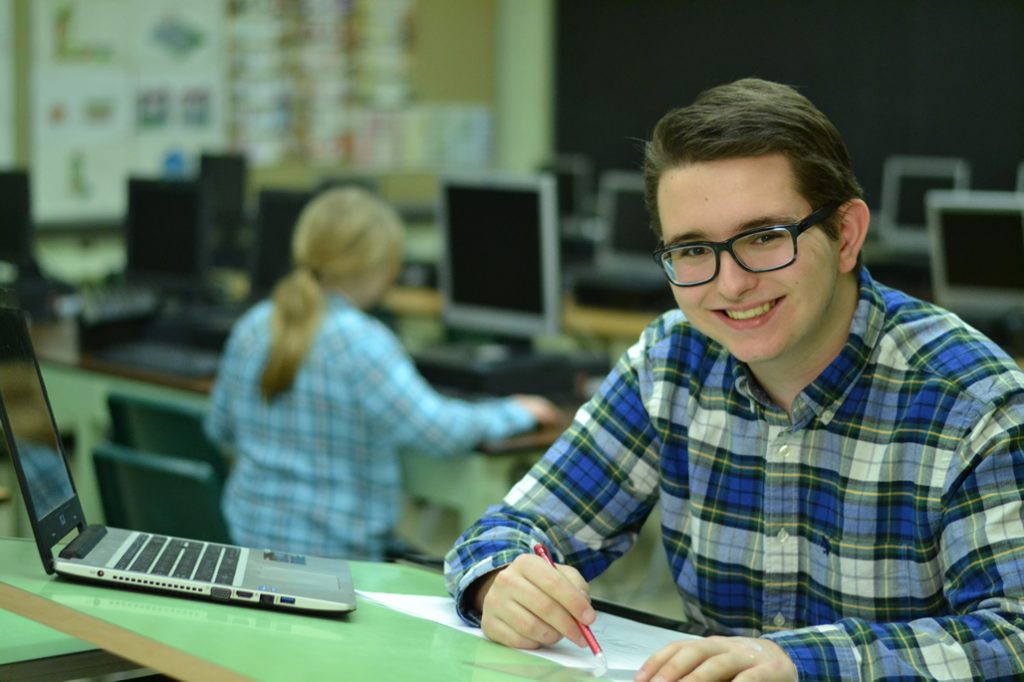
left=79, top=283, right=160, bottom=325
left=93, top=340, right=220, bottom=379
left=115, top=533, right=240, bottom=584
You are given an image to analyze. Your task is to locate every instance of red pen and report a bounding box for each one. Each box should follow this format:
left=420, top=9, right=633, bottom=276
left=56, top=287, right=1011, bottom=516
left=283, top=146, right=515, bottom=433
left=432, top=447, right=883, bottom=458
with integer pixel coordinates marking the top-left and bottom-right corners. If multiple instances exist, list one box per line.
left=533, top=543, right=608, bottom=675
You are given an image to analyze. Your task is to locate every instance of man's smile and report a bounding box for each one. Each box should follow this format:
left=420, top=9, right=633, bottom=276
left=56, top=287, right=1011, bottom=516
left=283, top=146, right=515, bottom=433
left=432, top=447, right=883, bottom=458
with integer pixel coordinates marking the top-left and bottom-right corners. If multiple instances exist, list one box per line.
left=717, top=298, right=780, bottom=322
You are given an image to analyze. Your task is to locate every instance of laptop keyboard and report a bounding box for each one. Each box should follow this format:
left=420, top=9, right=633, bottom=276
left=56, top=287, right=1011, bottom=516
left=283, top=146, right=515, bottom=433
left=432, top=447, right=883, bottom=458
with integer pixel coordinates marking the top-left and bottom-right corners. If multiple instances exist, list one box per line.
left=114, top=533, right=240, bottom=585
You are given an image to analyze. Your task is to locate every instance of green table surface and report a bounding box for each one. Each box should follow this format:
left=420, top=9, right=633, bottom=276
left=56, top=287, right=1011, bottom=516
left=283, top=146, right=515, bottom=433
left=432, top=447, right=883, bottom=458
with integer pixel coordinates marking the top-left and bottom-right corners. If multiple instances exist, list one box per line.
left=0, top=607, right=96, bottom=664
left=0, top=535, right=585, bottom=681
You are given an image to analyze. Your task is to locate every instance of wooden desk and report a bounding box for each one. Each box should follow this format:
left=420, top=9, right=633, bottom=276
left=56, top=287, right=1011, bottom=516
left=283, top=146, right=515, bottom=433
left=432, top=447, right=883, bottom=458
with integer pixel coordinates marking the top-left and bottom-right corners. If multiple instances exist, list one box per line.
left=0, top=536, right=562, bottom=681
left=382, top=285, right=443, bottom=317
left=561, top=297, right=658, bottom=341
left=384, top=286, right=659, bottom=342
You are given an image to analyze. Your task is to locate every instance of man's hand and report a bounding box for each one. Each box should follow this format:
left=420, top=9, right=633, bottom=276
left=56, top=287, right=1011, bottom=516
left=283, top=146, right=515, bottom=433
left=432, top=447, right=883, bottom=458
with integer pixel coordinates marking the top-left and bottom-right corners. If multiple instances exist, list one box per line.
left=635, top=636, right=797, bottom=682
left=472, top=553, right=594, bottom=650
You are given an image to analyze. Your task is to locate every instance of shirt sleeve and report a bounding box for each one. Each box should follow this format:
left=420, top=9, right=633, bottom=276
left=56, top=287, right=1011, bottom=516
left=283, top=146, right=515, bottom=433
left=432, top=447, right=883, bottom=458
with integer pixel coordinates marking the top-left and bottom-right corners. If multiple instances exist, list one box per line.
left=346, top=320, right=537, bottom=455
left=762, top=394, right=1024, bottom=681
left=443, top=337, right=664, bottom=624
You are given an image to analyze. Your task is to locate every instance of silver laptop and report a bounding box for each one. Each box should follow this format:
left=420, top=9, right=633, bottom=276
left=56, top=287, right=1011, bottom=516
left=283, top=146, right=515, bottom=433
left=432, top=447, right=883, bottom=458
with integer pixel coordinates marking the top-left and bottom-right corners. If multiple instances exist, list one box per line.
left=0, top=293, right=356, bottom=615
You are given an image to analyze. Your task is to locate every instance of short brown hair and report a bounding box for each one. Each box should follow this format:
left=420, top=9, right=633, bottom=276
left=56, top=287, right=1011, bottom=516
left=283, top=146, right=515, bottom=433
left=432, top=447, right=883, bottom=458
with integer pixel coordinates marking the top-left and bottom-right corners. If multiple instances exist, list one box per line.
left=643, top=78, right=863, bottom=239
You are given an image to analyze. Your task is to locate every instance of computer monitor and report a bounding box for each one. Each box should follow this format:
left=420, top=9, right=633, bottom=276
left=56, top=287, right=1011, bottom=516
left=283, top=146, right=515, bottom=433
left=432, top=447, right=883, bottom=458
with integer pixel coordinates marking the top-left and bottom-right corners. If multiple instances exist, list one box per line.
left=199, top=152, right=249, bottom=267
left=594, top=170, right=658, bottom=271
left=927, top=189, right=1024, bottom=318
left=124, top=177, right=210, bottom=293
left=0, top=169, right=34, bottom=272
left=539, top=154, right=593, bottom=220
left=248, top=188, right=315, bottom=298
left=438, top=173, right=560, bottom=340
left=878, top=155, right=971, bottom=254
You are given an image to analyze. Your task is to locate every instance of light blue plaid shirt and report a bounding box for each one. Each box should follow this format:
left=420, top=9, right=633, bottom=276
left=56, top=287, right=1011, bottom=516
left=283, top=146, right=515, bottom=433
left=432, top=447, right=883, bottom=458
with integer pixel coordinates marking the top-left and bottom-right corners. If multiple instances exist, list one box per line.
left=445, top=270, right=1024, bottom=680
left=206, top=294, right=535, bottom=560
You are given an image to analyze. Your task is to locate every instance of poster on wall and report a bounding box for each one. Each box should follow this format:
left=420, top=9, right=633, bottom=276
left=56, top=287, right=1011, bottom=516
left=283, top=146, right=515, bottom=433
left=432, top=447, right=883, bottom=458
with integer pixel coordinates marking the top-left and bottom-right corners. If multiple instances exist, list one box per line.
left=31, top=0, right=226, bottom=223
left=0, top=0, right=14, bottom=165
left=31, top=66, right=132, bottom=221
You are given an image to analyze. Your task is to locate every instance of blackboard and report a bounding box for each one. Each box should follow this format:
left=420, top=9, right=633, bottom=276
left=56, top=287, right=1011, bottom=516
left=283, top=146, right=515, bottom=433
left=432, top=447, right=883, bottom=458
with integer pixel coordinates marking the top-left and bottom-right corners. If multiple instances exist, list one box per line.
left=554, top=0, right=1024, bottom=208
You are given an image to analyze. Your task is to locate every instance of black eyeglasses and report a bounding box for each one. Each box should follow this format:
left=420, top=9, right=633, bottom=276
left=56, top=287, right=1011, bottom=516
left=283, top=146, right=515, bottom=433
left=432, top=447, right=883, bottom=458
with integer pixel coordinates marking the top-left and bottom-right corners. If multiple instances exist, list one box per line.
left=652, top=202, right=840, bottom=287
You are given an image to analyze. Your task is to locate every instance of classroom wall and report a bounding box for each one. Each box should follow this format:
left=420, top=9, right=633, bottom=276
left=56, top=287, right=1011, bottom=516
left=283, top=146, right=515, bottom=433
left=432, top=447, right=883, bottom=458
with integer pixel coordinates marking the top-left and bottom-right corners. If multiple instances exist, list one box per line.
left=0, top=0, right=13, bottom=165
left=13, top=0, right=554, bottom=283
left=553, top=0, right=1024, bottom=206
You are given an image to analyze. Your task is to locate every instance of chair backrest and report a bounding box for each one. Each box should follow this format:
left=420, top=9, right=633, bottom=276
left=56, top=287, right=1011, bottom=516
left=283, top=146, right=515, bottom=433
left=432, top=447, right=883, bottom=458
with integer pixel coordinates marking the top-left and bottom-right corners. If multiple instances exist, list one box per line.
left=107, top=392, right=227, bottom=484
left=92, top=441, right=232, bottom=543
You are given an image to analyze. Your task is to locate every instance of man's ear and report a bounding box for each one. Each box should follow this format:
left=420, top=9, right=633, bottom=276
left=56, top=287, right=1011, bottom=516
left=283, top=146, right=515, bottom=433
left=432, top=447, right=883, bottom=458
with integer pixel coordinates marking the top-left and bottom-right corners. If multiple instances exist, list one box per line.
left=836, top=199, right=870, bottom=274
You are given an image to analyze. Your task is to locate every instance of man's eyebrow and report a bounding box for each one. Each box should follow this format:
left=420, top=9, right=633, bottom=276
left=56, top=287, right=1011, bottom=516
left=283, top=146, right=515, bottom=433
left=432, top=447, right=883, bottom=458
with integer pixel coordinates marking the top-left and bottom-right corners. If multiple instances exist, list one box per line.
left=663, top=214, right=798, bottom=247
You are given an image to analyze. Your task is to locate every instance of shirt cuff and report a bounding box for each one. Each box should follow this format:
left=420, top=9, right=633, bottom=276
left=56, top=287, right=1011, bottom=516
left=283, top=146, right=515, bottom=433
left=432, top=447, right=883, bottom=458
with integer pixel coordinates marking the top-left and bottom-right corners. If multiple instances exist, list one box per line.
left=762, top=623, right=861, bottom=681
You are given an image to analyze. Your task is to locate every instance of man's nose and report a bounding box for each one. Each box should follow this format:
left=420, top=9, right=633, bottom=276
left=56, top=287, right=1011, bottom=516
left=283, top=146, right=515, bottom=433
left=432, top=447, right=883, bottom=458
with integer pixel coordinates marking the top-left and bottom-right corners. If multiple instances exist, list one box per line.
left=715, top=250, right=758, bottom=298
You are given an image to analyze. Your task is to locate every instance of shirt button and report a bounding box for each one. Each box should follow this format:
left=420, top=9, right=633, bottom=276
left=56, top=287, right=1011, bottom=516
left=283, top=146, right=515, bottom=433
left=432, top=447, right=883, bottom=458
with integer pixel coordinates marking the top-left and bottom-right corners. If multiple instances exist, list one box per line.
left=777, top=529, right=789, bottom=543
left=778, top=445, right=790, bottom=458
left=773, top=613, right=786, bottom=627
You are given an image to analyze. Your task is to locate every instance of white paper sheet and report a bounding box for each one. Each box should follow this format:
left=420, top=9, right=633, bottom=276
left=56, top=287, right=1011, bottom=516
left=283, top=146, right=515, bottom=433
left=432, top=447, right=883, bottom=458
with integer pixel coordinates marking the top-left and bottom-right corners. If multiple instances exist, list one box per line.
left=357, top=590, right=701, bottom=679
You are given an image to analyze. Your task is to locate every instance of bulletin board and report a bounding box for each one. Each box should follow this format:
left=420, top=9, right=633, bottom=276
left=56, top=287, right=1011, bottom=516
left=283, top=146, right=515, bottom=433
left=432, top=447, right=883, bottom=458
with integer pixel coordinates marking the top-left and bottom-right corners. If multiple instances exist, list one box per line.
left=30, top=0, right=227, bottom=224
left=227, top=0, right=493, bottom=172
left=27, top=0, right=495, bottom=226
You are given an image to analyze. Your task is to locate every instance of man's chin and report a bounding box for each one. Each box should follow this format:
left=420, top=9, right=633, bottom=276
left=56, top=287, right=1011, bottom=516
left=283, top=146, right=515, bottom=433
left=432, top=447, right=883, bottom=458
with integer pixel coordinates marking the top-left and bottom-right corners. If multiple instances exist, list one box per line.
left=718, top=340, right=779, bottom=367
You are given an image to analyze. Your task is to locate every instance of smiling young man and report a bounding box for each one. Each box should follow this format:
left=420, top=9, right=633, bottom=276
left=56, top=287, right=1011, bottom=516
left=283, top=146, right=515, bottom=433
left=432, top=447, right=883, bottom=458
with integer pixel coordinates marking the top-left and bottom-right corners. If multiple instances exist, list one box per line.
left=444, top=79, right=1024, bottom=681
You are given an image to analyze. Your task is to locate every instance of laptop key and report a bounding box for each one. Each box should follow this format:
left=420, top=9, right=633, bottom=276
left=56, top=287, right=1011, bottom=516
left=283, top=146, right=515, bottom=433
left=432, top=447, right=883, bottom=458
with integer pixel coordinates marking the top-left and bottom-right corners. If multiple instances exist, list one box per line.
left=114, top=534, right=150, bottom=570
left=150, top=538, right=186, bottom=576
left=193, top=545, right=224, bottom=583
left=214, top=547, right=241, bottom=585
left=129, top=536, right=167, bottom=573
left=172, top=541, right=205, bottom=579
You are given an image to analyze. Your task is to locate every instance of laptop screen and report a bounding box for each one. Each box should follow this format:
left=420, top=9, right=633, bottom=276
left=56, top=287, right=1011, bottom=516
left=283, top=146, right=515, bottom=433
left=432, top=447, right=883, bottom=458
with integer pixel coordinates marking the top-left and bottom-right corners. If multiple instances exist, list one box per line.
left=0, top=303, right=78, bottom=524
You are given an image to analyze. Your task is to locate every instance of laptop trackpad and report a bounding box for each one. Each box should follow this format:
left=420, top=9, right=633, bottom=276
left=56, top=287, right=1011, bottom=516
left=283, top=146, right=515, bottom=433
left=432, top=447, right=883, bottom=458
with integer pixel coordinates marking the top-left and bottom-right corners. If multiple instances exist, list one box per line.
left=248, top=564, right=342, bottom=592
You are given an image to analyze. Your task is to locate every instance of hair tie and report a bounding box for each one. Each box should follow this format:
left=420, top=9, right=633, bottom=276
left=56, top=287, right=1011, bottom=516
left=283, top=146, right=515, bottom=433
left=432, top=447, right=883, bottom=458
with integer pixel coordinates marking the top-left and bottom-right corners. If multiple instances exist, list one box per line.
left=296, top=263, right=321, bottom=280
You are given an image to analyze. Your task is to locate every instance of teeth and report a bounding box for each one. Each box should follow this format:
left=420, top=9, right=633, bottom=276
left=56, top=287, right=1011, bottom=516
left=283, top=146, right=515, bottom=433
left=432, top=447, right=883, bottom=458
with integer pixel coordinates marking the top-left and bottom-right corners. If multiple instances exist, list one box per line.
left=725, top=301, right=773, bottom=320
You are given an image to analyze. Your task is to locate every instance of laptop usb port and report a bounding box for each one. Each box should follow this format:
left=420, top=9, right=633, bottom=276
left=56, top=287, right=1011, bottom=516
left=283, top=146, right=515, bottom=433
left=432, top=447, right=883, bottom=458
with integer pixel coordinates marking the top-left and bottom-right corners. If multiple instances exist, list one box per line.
left=279, top=596, right=296, bottom=605
left=235, top=590, right=253, bottom=599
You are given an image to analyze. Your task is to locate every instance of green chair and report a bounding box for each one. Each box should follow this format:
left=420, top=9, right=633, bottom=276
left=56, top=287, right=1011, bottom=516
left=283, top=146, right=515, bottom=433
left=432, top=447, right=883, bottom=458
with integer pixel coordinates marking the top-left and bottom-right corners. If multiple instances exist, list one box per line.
left=92, top=441, right=232, bottom=543
left=106, top=392, right=228, bottom=485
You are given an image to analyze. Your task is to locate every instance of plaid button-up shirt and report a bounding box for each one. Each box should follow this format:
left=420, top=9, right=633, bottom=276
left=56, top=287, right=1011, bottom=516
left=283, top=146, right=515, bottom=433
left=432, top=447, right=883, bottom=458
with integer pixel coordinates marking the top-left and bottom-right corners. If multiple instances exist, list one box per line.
left=445, top=269, right=1024, bottom=680
left=206, top=294, right=534, bottom=561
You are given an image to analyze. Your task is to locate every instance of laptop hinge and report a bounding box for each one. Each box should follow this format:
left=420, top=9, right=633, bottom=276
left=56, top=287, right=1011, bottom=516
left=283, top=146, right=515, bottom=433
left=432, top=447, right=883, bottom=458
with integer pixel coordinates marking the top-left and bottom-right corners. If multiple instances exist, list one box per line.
left=58, top=525, right=108, bottom=560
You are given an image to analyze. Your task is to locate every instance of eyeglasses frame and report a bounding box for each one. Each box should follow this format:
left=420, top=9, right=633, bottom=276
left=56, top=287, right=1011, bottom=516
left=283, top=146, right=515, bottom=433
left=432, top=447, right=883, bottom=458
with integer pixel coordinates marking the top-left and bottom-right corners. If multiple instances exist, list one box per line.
left=652, top=201, right=842, bottom=287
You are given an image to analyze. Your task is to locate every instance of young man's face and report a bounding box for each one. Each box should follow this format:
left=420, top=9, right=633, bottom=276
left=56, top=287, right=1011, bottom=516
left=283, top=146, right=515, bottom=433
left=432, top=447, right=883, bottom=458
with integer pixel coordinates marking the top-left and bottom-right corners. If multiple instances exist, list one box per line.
left=656, top=154, right=858, bottom=377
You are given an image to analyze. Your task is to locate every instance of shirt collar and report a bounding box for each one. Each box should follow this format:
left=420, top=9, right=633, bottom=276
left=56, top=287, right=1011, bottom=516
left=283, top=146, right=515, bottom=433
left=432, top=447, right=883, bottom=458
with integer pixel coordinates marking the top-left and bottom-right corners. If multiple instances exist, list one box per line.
left=731, top=268, right=886, bottom=426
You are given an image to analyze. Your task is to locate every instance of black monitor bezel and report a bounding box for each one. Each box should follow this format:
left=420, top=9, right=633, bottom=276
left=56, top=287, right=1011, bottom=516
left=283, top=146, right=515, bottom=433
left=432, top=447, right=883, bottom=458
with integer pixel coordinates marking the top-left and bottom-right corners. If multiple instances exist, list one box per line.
left=438, top=173, right=561, bottom=339
left=248, top=188, right=315, bottom=298
left=926, top=189, right=1024, bottom=317
left=123, top=177, right=212, bottom=292
left=594, top=169, right=657, bottom=272
left=879, top=155, right=971, bottom=254
left=0, top=169, right=34, bottom=270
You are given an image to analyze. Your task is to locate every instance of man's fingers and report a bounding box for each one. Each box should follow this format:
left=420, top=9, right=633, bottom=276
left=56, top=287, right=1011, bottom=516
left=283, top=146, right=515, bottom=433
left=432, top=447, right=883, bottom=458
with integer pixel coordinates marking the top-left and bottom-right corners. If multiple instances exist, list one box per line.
left=519, top=555, right=594, bottom=626
left=556, top=562, right=590, bottom=596
left=481, top=608, right=545, bottom=649
left=636, top=637, right=796, bottom=682
left=485, top=556, right=587, bottom=647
